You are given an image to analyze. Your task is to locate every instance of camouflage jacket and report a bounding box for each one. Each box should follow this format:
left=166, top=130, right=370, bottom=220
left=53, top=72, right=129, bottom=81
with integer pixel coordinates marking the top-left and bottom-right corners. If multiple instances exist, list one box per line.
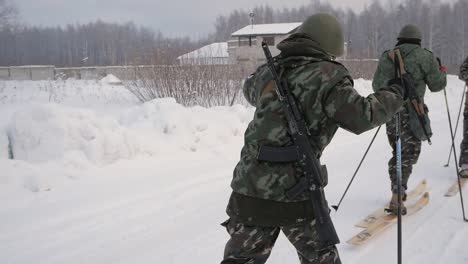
left=460, top=56, right=468, bottom=82
left=372, top=44, right=447, bottom=141
left=230, top=35, right=405, bottom=204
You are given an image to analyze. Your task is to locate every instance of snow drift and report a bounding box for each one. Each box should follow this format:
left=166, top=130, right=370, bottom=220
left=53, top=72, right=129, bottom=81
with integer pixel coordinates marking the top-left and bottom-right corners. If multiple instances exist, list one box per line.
left=5, top=96, right=252, bottom=165
left=8, top=104, right=138, bottom=164
left=119, top=98, right=251, bottom=154
left=100, top=74, right=123, bottom=85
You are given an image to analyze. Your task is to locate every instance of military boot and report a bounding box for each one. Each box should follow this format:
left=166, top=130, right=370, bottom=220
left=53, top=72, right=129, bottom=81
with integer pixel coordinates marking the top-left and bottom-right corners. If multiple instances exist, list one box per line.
left=460, top=164, right=468, bottom=179
left=388, top=192, right=407, bottom=216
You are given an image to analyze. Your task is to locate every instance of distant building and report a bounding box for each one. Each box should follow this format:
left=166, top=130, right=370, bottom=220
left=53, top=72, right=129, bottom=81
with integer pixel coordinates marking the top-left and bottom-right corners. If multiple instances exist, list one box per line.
left=177, top=42, right=231, bottom=65
left=228, top=23, right=301, bottom=66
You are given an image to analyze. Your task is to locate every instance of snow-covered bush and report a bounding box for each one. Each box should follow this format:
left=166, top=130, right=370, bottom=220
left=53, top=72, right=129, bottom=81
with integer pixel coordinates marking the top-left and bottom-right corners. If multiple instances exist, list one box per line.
left=124, top=65, right=245, bottom=107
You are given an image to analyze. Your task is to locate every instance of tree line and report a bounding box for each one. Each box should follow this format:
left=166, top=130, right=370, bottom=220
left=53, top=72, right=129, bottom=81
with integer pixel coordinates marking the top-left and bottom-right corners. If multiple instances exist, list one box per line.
left=0, top=0, right=467, bottom=67
left=0, top=21, right=202, bottom=67
left=213, top=0, right=468, bottom=65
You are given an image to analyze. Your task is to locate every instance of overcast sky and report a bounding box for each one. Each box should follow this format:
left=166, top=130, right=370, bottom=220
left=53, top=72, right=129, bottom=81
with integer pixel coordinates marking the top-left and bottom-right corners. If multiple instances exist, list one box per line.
left=13, top=0, right=453, bottom=38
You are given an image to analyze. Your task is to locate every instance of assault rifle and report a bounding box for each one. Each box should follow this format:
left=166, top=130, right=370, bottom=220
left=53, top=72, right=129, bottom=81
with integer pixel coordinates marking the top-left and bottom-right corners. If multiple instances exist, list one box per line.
left=261, top=41, right=340, bottom=247
left=392, top=49, right=432, bottom=145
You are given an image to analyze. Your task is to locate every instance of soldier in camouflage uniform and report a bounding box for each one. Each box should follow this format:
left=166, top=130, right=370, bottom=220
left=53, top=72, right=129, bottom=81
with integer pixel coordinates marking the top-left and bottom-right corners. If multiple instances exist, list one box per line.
left=459, top=56, right=468, bottom=177
left=221, top=13, right=410, bottom=264
left=373, top=25, right=447, bottom=214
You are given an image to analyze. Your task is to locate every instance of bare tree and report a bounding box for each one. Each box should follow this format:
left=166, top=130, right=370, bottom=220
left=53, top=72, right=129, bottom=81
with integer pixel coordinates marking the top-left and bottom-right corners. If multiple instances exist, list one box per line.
left=0, top=20, right=200, bottom=67
left=0, top=0, right=17, bottom=30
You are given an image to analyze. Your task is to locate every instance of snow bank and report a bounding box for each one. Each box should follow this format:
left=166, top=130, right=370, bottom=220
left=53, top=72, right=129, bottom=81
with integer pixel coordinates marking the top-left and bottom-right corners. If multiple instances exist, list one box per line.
left=8, top=104, right=139, bottom=164
left=5, top=97, right=253, bottom=165
left=119, top=98, right=252, bottom=154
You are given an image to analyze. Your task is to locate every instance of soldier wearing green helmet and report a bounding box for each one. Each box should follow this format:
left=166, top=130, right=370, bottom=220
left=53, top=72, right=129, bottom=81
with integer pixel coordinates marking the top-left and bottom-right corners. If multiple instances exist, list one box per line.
left=295, top=13, right=345, bottom=58
left=373, top=24, right=447, bottom=214
left=398, top=24, right=423, bottom=41
left=221, top=13, right=410, bottom=264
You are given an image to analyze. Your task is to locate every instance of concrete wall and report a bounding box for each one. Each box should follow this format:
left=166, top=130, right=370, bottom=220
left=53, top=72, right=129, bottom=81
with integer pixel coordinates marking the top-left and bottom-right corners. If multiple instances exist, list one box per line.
left=4, top=66, right=55, bottom=80
left=79, top=67, right=102, bottom=80
left=31, top=66, right=54, bottom=80
left=0, top=67, right=9, bottom=80
left=177, top=57, right=232, bottom=65
left=105, top=66, right=136, bottom=80
left=55, top=66, right=138, bottom=80
left=339, top=60, right=379, bottom=80
left=55, top=67, right=80, bottom=79
left=2, top=62, right=460, bottom=81
left=10, top=67, right=31, bottom=80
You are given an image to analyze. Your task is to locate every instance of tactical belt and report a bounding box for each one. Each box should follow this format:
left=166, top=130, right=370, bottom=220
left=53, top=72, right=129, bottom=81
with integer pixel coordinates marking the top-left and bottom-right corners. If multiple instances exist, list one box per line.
left=257, top=145, right=328, bottom=187
left=257, top=145, right=300, bottom=163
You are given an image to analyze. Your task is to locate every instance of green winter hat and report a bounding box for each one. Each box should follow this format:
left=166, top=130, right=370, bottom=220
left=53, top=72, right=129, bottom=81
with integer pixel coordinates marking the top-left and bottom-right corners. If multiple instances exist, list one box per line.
left=398, top=24, right=422, bottom=40
left=295, top=13, right=344, bottom=57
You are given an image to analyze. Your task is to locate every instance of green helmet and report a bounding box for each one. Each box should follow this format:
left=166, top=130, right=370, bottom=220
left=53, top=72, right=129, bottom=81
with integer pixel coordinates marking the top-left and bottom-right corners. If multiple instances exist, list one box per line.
left=296, top=13, right=344, bottom=57
left=398, top=24, right=422, bottom=40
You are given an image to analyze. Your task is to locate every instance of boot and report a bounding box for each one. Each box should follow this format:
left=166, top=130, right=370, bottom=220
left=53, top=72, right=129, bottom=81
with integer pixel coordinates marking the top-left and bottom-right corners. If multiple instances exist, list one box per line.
left=388, top=192, right=407, bottom=216
left=460, top=169, right=468, bottom=179
left=460, top=164, right=468, bottom=179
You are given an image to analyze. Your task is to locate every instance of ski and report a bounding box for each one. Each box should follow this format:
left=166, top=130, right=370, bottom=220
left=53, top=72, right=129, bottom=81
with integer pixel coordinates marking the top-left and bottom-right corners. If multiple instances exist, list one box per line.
left=347, top=192, right=430, bottom=246
left=355, top=179, right=427, bottom=228
left=445, top=178, right=468, bottom=197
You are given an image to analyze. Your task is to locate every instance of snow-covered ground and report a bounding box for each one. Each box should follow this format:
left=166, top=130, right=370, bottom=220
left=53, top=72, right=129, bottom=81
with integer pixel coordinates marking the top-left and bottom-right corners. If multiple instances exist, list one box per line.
left=0, top=77, right=467, bottom=264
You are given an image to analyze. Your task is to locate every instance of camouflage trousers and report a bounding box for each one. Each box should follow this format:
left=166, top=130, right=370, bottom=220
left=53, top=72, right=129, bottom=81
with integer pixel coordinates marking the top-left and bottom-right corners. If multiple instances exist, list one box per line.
left=386, top=108, right=422, bottom=191
left=220, top=218, right=341, bottom=264
left=460, top=89, right=468, bottom=166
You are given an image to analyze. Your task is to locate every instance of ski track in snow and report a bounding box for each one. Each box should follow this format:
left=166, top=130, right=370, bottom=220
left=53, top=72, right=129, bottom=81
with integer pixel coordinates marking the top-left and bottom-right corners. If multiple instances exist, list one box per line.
left=0, top=78, right=468, bottom=263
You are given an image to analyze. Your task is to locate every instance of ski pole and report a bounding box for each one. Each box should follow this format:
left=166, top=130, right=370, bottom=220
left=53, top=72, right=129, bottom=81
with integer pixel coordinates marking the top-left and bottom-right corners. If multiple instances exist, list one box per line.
left=395, top=111, right=403, bottom=264
left=444, top=85, right=466, bottom=167
left=392, top=49, right=405, bottom=264
left=332, top=126, right=381, bottom=211
left=443, top=88, right=468, bottom=222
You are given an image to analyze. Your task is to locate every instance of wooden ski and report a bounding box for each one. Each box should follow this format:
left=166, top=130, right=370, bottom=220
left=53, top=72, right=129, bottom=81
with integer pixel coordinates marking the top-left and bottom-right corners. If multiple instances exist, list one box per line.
left=445, top=178, right=468, bottom=197
left=347, top=192, right=430, bottom=246
left=355, top=179, right=427, bottom=228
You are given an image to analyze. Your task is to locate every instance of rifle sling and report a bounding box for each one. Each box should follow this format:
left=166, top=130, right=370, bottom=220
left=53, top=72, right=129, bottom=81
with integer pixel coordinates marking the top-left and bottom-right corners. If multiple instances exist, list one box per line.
left=390, top=49, right=425, bottom=116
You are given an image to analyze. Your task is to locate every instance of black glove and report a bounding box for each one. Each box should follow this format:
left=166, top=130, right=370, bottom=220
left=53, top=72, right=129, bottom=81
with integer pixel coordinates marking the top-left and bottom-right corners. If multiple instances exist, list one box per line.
left=388, top=73, right=415, bottom=100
